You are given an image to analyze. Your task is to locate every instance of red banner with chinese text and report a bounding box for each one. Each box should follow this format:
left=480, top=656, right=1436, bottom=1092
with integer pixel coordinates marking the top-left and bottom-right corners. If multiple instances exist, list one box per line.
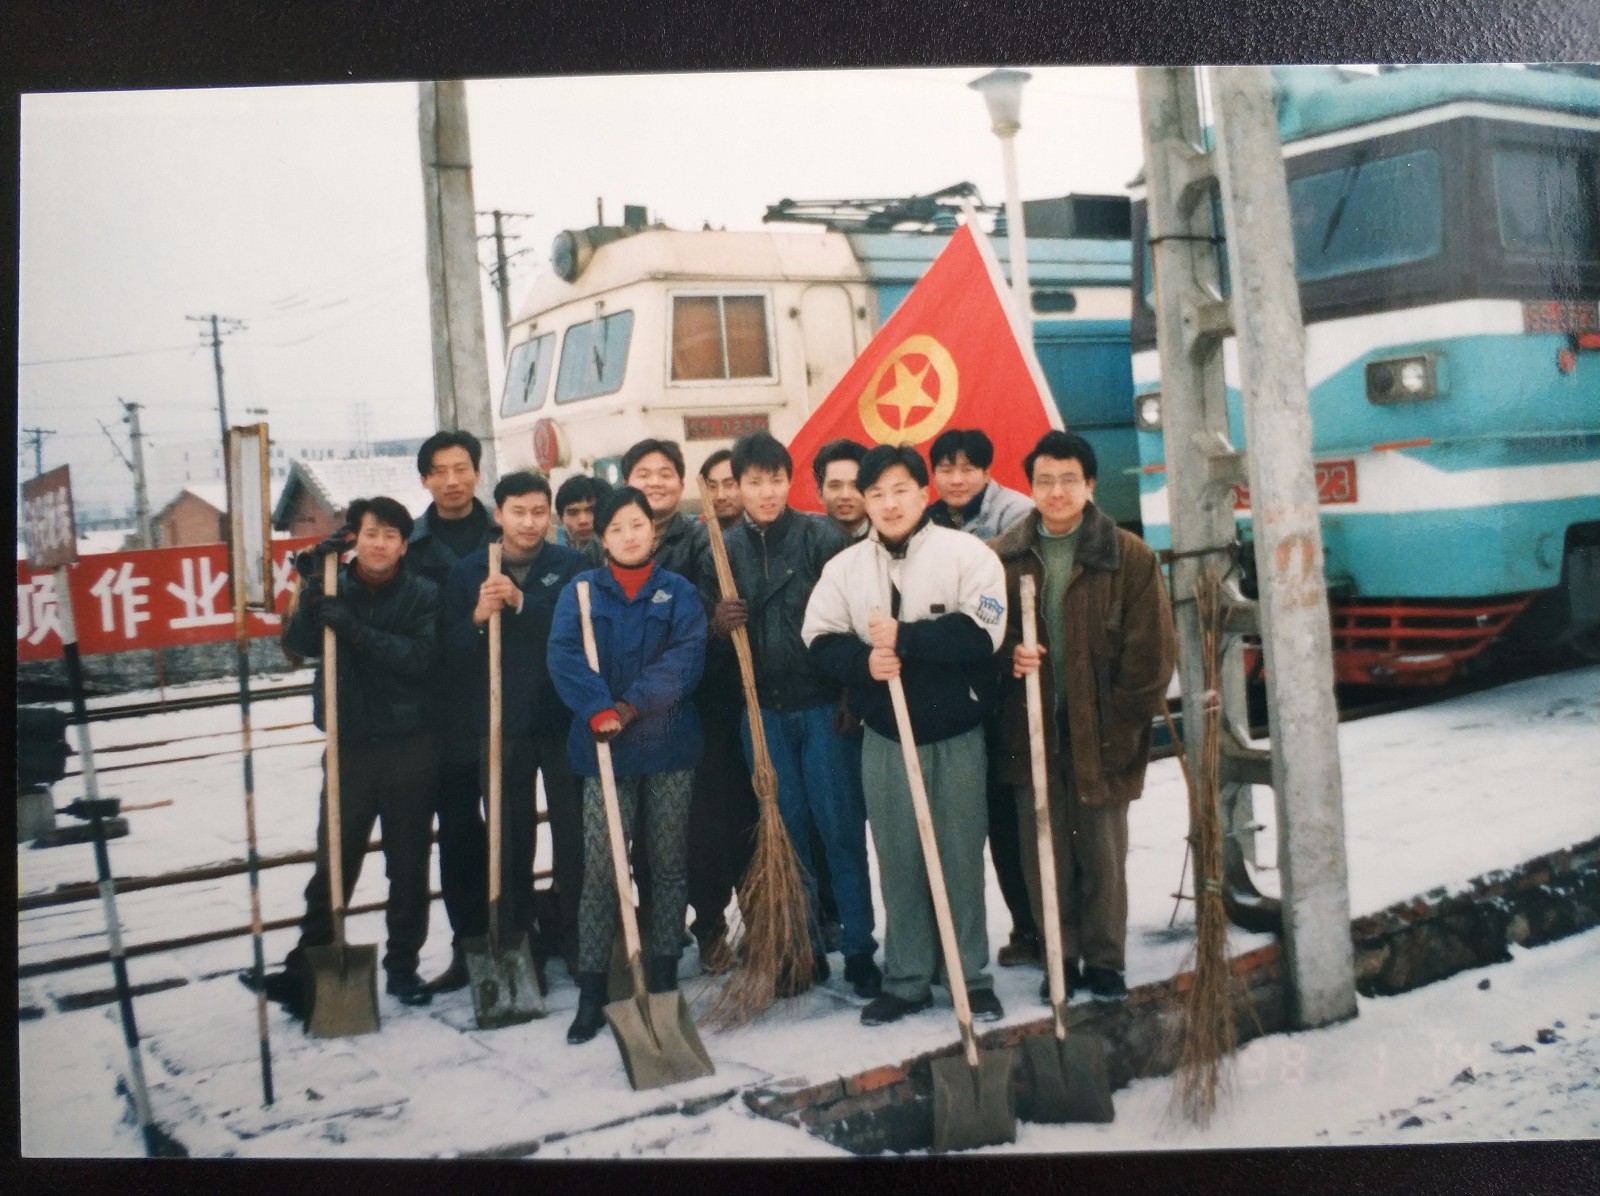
left=16, top=538, right=319, bottom=661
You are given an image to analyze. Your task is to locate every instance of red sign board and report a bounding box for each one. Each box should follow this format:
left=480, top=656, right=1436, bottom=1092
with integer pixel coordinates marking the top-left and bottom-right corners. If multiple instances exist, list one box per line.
left=21, top=467, right=79, bottom=570
left=1522, top=300, right=1599, bottom=335
left=1233, top=459, right=1357, bottom=511
left=683, top=413, right=770, bottom=441
left=16, top=537, right=319, bottom=661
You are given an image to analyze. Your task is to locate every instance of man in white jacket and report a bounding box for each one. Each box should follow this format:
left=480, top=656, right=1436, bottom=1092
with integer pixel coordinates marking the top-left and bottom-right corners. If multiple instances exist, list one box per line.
left=802, top=444, right=1009, bottom=1027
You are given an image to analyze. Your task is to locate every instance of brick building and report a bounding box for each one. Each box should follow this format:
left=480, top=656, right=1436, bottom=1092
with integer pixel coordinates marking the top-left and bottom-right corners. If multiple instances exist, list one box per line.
left=153, top=485, right=227, bottom=547
left=272, top=457, right=431, bottom=539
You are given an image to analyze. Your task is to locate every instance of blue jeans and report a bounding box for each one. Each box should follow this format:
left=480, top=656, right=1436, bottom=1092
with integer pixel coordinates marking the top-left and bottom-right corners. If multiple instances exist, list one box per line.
left=740, top=704, right=877, bottom=959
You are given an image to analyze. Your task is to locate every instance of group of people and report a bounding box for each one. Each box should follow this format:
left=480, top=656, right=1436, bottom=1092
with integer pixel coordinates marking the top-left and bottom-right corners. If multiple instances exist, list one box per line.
left=254, top=421, right=1176, bottom=1049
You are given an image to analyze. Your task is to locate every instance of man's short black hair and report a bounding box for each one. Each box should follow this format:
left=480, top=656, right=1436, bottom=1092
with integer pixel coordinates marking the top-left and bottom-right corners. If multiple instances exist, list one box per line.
left=494, top=470, right=552, bottom=507
left=595, top=486, right=655, bottom=539
left=346, top=495, right=415, bottom=540
left=698, top=448, right=734, bottom=481
left=1023, top=431, right=1098, bottom=483
left=621, top=438, right=686, bottom=481
left=554, top=474, right=599, bottom=515
left=417, top=430, right=483, bottom=477
left=929, top=428, right=994, bottom=471
left=856, top=443, right=929, bottom=492
left=730, top=431, right=792, bottom=481
left=812, top=438, right=867, bottom=488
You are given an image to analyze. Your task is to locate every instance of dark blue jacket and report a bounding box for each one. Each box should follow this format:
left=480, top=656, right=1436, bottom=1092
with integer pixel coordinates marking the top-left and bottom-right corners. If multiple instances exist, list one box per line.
left=547, top=564, right=707, bottom=778
left=444, top=539, right=587, bottom=741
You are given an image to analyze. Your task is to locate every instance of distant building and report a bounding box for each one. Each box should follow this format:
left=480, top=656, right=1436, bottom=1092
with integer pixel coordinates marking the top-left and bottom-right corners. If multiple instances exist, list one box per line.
left=153, top=485, right=227, bottom=547
left=272, top=457, right=430, bottom=539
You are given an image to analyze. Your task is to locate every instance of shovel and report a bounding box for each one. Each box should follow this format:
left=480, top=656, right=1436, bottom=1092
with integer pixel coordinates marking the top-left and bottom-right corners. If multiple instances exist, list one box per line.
left=1016, top=576, right=1115, bottom=1124
left=883, top=667, right=1015, bottom=1152
left=577, top=580, right=716, bottom=1090
left=464, top=542, right=547, bottom=1028
left=304, top=552, right=380, bottom=1038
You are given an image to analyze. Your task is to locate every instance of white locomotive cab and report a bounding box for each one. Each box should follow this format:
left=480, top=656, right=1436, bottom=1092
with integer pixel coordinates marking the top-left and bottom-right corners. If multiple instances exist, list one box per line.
left=494, top=227, right=874, bottom=499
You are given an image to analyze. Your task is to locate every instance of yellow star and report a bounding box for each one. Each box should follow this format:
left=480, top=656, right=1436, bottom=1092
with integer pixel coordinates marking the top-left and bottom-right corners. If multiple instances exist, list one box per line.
left=876, top=357, right=935, bottom=429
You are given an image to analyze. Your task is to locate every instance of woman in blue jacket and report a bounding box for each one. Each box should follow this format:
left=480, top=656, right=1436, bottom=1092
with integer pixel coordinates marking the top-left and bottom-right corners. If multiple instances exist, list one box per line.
left=546, top=487, right=707, bottom=1044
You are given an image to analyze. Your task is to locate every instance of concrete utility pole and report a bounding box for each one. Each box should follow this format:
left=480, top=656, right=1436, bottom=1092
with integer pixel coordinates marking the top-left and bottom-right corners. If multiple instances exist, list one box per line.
left=187, top=314, right=247, bottom=454
left=23, top=427, right=55, bottom=476
left=419, top=81, right=498, bottom=501
left=1208, top=64, right=1354, bottom=1030
left=479, top=209, right=533, bottom=355
left=123, top=400, right=154, bottom=549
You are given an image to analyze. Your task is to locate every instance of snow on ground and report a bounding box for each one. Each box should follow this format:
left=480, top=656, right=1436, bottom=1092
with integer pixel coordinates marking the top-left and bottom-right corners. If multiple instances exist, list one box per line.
left=16, top=666, right=1600, bottom=1157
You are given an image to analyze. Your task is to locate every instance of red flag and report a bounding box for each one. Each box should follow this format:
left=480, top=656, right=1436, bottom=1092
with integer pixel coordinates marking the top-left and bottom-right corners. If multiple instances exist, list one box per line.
left=787, top=221, right=1061, bottom=512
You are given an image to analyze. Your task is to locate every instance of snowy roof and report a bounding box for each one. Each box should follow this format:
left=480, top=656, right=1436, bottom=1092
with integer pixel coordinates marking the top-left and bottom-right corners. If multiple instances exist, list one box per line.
left=152, top=481, right=287, bottom=521
left=272, top=455, right=427, bottom=528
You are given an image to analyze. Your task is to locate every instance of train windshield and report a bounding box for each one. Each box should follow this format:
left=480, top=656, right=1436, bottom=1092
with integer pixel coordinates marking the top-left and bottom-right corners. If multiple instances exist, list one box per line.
left=1289, top=148, right=1444, bottom=282
left=501, top=332, right=556, bottom=417
left=555, top=311, right=634, bottom=403
left=1493, top=145, right=1600, bottom=261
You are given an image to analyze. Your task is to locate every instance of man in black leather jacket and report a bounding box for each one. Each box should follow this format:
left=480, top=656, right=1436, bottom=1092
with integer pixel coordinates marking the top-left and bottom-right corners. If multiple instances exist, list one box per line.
left=703, top=432, right=881, bottom=998
left=256, top=496, right=442, bottom=1014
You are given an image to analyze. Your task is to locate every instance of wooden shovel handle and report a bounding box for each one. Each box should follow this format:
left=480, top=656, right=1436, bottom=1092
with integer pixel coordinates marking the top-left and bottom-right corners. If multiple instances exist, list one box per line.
left=881, top=628, right=981, bottom=1070
left=486, top=542, right=503, bottom=934
left=322, top=552, right=347, bottom=944
left=695, top=475, right=778, bottom=803
left=1021, top=576, right=1069, bottom=1040
left=576, top=581, right=647, bottom=998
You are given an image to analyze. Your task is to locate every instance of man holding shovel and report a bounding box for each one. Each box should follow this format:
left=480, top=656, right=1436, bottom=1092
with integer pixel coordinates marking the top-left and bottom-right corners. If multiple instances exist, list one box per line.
left=802, top=444, right=1008, bottom=1026
left=444, top=472, right=586, bottom=981
left=258, top=496, right=441, bottom=1014
left=990, top=432, right=1176, bottom=1003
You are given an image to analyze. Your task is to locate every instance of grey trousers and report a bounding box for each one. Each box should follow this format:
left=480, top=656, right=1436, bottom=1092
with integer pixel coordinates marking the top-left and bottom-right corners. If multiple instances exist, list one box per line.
left=861, top=725, right=993, bottom=1001
left=1014, top=769, right=1130, bottom=973
left=577, top=768, right=694, bottom=974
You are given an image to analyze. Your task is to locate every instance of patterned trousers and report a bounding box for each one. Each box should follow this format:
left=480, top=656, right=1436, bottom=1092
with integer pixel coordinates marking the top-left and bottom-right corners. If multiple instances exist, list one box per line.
left=578, top=768, right=694, bottom=974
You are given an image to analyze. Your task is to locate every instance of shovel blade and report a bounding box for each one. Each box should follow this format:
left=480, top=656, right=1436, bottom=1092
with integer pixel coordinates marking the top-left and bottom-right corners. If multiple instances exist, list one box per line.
left=303, top=942, right=380, bottom=1039
left=603, top=991, right=716, bottom=1091
left=607, top=932, right=633, bottom=1003
left=931, top=1048, right=1017, bottom=1153
left=1023, top=1032, right=1115, bottom=1123
left=463, top=932, right=548, bottom=1029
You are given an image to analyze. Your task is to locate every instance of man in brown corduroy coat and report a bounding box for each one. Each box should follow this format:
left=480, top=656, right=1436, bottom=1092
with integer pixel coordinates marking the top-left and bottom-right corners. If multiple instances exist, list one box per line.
left=990, top=431, right=1177, bottom=1001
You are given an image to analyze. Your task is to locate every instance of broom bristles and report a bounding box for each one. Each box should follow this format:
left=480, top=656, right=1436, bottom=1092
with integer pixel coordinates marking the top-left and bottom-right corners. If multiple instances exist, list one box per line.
left=701, top=776, right=815, bottom=1030
left=1170, top=560, right=1240, bottom=1129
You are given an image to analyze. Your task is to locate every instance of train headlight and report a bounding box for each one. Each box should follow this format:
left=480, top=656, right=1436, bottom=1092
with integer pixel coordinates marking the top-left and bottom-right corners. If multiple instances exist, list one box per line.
left=1366, top=353, right=1440, bottom=404
left=1135, top=391, right=1163, bottom=431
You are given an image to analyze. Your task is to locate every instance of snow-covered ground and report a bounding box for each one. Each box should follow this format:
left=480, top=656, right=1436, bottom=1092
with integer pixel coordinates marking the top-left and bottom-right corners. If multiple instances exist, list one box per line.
left=16, top=666, right=1600, bottom=1157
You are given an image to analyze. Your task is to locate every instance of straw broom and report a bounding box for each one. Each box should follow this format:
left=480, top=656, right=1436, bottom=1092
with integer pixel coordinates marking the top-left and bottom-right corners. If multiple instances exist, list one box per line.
left=1170, top=557, right=1238, bottom=1127
left=694, top=477, right=815, bottom=1028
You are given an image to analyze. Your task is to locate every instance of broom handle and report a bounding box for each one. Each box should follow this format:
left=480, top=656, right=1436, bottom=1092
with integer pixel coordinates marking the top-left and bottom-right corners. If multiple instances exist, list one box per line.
left=883, top=658, right=982, bottom=1071
left=486, top=541, right=503, bottom=948
left=1020, top=577, right=1069, bottom=1042
left=695, top=476, right=778, bottom=798
left=322, top=553, right=347, bottom=947
left=576, top=581, right=649, bottom=1001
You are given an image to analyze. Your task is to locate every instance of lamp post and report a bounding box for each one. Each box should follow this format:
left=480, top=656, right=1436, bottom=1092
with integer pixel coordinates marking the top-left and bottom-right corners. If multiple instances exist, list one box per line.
left=969, top=68, right=1033, bottom=320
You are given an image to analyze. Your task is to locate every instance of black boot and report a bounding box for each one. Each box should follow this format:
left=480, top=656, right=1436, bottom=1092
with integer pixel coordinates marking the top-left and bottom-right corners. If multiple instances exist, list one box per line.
left=427, top=946, right=470, bottom=994
left=567, top=972, right=609, bottom=1044
left=646, top=955, right=680, bottom=994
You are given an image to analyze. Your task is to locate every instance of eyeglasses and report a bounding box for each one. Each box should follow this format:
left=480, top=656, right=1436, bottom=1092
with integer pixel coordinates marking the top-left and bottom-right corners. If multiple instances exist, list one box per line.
left=1032, top=475, right=1086, bottom=492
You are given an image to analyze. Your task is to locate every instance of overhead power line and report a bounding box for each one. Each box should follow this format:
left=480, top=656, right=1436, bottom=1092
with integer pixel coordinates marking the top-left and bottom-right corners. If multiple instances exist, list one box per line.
left=19, top=344, right=199, bottom=367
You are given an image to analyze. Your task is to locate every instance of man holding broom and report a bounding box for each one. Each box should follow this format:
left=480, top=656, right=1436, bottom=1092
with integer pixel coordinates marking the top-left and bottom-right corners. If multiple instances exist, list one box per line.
left=802, top=444, right=1008, bottom=1026
left=990, top=431, right=1176, bottom=1002
left=703, top=432, right=880, bottom=998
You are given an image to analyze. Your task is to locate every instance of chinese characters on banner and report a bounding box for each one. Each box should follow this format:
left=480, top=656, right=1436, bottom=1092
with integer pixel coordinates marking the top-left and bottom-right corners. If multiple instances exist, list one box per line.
left=16, top=538, right=320, bottom=662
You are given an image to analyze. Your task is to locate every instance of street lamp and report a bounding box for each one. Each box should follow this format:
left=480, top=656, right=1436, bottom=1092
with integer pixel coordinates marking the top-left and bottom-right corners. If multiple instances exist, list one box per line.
left=969, top=68, right=1033, bottom=319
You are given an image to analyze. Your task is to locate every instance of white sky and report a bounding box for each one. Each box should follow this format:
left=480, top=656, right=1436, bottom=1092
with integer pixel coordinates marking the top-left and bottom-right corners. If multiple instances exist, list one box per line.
left=17, top=67, right=1143, bottom=515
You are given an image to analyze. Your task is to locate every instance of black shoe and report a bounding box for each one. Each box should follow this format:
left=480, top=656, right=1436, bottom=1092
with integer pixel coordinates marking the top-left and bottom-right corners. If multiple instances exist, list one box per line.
left=968, top=988, right=1004, bottom=1023
left=427, top=948, right=470, bottom=994
left=843, top=953, right=883, bottom=999
left=385, top=969, right=434, bottom=1007
left=996, top=929, right=1041, bottom=967
left=1083, top=966, right=1128, bottom=1002
left=567, top=972, right=608, bottom=1044
left=240, top=967, right=307, bottom=1019
left=646, top=955, right=680, bottom=994
left=1038, top=960, right=1084, bottom=1004
left=860, top=991, right=933, bottom=1026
